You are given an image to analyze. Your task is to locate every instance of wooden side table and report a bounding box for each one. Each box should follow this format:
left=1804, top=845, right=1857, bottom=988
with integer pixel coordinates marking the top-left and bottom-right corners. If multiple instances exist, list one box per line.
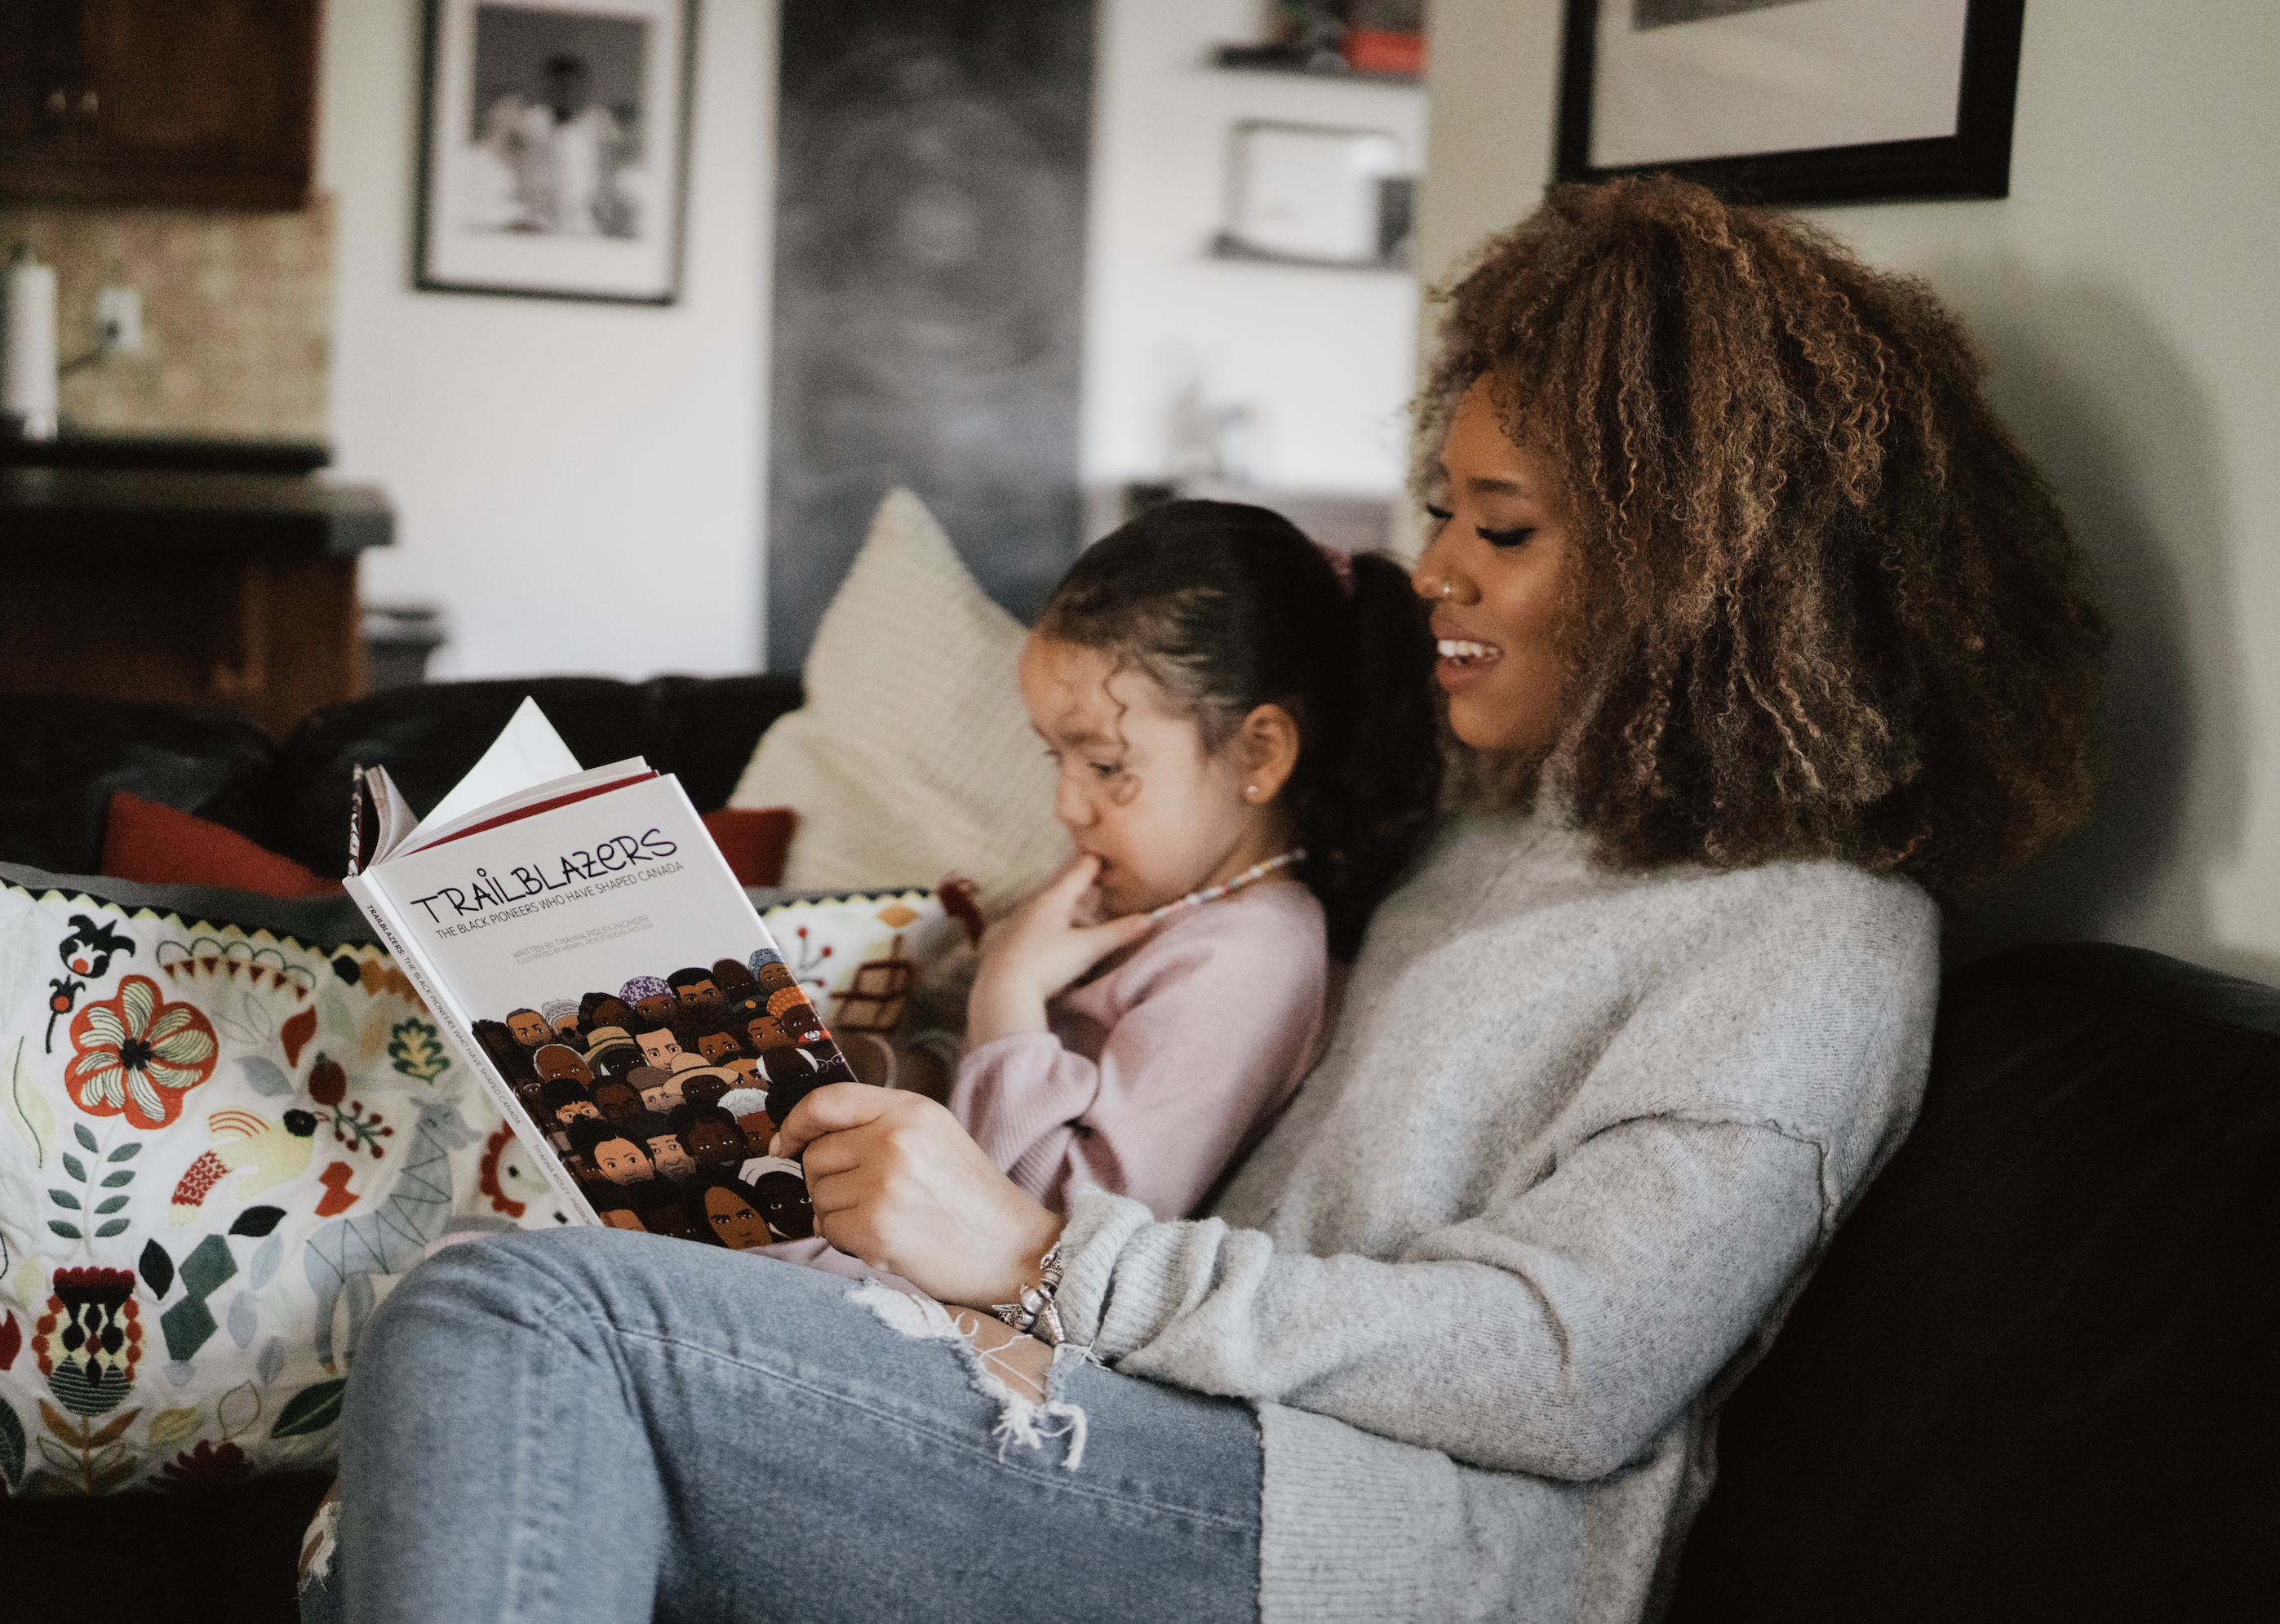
left=0, top=461, right=393, bottom=738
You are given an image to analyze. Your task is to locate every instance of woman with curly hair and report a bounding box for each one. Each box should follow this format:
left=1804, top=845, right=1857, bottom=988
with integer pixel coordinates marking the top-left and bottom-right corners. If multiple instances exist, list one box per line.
left=321, top=177, right=2100, bottom=1624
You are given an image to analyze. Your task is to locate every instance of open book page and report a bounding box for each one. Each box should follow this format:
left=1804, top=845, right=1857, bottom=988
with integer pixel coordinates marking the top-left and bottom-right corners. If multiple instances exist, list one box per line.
left=349, top=763, right=416, bottom=878
left=406, top=696, right=583, bottom=842
left=353, top=698, right=592, bottom=875
left=396, top=757, right=654, bottom=857
left=348, top=748, right=845, bottom=1250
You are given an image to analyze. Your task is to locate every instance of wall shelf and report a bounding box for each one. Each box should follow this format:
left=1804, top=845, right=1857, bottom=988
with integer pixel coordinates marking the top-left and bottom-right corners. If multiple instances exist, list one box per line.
left=1208, top=232, right=1412, bottom=274
left=1209, top=47, right=1421, bottom=89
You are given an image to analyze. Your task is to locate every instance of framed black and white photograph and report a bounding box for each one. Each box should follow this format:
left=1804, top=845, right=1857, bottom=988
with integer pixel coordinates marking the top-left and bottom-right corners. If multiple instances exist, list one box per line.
left=1555, top=0, right=2025, bottom=206
left=415, top=0, right=697, bottom=303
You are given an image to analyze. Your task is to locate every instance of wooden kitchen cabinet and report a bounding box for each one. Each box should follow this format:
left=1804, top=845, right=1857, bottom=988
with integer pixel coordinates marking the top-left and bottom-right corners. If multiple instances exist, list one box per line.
left=0, top=460, right=391, bottom=737
left=0, top=0, right=322, bottom=209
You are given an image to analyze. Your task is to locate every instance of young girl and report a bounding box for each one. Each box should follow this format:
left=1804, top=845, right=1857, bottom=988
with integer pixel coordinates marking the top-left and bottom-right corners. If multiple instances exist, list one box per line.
left=942, top=497, right=1442, bottom=1222
left=748, top=499, right=1437, bottom=1285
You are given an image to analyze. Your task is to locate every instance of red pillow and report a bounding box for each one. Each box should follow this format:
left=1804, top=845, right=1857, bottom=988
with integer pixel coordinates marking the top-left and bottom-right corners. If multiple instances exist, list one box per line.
left=101, top=793, right=794, bottom=896
left=701, top=805, right=797, bottom=887
left=102, top=792, right=344, bottom=897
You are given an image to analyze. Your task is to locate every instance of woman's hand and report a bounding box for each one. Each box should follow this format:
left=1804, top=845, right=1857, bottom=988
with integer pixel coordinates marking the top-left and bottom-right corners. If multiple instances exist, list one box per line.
left=773, top=1083, right=1064, bottom=1311
left=965, top=855, right=1156, bottom=1045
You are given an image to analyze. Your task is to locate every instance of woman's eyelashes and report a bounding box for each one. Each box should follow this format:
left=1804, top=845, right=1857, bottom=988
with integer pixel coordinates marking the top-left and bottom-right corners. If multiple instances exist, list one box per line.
left=1423, top=504, right=1532, bottom=548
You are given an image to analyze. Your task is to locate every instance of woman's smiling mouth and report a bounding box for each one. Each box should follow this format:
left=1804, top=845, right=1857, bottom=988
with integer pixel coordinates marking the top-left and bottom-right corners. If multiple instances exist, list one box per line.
left=1436, top=638, right=1502, bottom=667
left=1433, top=628, right=1506, bottom=691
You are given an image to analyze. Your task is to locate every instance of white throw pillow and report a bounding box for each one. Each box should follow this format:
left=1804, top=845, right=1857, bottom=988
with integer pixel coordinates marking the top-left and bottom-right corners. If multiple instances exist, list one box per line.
left=729, top=489, right=1068, bottom=912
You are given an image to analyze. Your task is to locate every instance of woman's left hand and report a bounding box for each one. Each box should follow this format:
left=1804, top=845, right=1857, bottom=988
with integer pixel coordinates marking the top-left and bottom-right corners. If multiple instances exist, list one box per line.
left=772, top=1083, right=1064, bottom=1310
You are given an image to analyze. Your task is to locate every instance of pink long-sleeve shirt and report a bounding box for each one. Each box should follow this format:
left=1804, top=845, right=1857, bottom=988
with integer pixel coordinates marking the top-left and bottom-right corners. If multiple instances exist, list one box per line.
left=949, top=879, right=1329, bottom=1222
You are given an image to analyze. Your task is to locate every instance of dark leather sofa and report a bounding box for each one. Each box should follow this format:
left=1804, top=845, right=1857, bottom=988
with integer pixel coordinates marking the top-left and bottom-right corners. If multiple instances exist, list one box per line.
left=2, top=678, right=2272, bottom=1622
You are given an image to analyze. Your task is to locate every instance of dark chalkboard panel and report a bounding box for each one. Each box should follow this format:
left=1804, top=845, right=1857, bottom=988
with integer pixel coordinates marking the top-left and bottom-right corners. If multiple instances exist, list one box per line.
left=767, top=0, right=1093, bottom=671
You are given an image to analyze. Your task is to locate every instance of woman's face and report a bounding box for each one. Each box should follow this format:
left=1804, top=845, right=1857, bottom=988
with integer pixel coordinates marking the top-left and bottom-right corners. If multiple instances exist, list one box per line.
left=1413, top=378, right=1577, bottom=757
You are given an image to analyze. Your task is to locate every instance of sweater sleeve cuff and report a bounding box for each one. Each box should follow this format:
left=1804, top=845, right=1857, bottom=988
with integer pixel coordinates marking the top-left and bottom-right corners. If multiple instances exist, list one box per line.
left=1051, top=1184, right=1157, bottom=1351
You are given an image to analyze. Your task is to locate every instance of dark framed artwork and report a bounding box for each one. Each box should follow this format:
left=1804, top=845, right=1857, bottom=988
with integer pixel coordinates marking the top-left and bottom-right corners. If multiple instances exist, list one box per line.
left=415, top=0, right=697, bottom=303
left=1555, top=0, right=2025, bottom=206
left=766, top=0, right=1094, bottom=671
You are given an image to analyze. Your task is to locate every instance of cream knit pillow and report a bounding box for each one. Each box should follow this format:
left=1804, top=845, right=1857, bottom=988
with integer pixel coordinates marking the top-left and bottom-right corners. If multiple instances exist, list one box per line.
left=729, top=489, right=1067, bottom=911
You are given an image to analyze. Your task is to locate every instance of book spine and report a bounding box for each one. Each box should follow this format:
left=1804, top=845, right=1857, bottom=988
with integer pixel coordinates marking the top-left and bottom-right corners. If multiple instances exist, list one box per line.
left=344, top=874, right=602, bottom=1227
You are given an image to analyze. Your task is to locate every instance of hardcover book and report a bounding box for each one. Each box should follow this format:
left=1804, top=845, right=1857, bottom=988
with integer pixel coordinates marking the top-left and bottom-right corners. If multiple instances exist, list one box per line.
left=341, top=700, right=849, bottom=1248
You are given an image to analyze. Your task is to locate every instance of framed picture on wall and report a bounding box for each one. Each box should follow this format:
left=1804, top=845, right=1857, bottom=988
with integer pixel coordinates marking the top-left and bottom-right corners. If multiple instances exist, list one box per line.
left=415, top=0, right=697, bottom=303
left=1554, top=0, right=2025, bottom=206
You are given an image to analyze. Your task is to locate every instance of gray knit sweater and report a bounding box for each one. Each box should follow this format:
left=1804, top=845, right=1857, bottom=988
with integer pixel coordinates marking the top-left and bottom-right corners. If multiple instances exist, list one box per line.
left=1052, top=806, right=1940, bottom=1624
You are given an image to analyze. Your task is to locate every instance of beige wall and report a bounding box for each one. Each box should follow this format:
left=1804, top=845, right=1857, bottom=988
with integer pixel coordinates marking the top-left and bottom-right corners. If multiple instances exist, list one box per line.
left=1415, top=0, right=2279, bottom=981
left=322, top=0, right=774, bottom=681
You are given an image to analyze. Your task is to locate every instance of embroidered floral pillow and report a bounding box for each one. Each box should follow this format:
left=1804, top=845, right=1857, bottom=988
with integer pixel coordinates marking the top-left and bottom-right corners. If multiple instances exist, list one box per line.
left=0, top=872, right=566, bottom=1497
left=754, top=890, right=964, bottom=1085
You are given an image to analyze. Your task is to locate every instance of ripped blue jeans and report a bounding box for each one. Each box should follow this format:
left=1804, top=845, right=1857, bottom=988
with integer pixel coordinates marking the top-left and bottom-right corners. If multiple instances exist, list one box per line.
left=304, top=1228, right=1261, bottom=1624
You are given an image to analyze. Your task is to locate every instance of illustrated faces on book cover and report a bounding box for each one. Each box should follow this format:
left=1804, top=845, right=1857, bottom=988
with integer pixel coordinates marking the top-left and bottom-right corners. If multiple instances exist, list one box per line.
left=506, top=1007, right=552, bottom=1048
left=533, top=1044, right=591, bottom=1084
left=646, top=1131, right=696, bottom=1181
left=622, top=976, right=675, bottom=1021
left=755, top=1168, right=815, bottom=1240
left=695, top=1029, right=739, bottom=1063
left=1413, top=376, right=1580, bottom=759
left=591, top=1134, right=652, bottom=1185
left=679, top=1071, right=733, bottom=1112
left=637, top=1070, right=681, bottom=1113
left=668, top=966, right=723, bottom=1006
left=699, top=1179, right=772, bottom=1249
left=1018, top=634, right=1293, bottom=919
left=677, top=1107, right=746, bottom=1174
left=592, top=1076, right=644, bottom=1125
left=744, top=1011, right=787, bottom=1051
left=481, top=943, right=867, bottom=1236
left=581, top=992, right=634, bottom=1031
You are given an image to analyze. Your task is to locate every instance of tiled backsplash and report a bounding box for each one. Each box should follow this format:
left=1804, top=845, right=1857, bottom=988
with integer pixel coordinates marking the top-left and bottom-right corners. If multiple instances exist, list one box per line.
left=0, top=194, right=333, bottom=440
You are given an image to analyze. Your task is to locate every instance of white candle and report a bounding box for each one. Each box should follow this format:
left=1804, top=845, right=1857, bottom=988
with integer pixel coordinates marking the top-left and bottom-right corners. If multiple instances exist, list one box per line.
left=2, top=246, right=60, bottom=440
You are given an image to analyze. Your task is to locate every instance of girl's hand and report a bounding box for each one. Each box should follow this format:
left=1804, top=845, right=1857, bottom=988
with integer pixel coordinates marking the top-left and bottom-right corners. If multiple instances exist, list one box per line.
left=774, top=1083, right=1064, bottom=1310
left=965, top=855, right=1156, bottom=1045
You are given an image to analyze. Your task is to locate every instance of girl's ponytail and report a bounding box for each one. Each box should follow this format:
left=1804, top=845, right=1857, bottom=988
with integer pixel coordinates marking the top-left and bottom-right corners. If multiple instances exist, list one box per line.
left=1304, top=551, right=1442, bottom=958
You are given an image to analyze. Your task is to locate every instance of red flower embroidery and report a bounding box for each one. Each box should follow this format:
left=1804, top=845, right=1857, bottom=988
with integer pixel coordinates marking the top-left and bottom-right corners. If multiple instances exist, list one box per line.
left=66, top=974, right=218, bottom=1129
left=153, top=1438, right=252, bottom=1493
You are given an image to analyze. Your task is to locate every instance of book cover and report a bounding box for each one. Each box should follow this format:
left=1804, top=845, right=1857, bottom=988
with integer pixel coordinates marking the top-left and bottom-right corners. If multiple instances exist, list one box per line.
left=343, top=705, right=851, bottom=1249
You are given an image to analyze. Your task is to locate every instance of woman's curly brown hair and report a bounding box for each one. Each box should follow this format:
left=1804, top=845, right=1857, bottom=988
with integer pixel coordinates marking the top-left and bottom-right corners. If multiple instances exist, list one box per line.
left=1417, top=176, right=2105, bottom=903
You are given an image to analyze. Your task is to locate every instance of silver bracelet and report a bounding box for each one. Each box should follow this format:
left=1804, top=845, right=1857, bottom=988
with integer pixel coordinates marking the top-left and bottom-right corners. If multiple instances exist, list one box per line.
left=990, top=1240, right=1066, bottom=1347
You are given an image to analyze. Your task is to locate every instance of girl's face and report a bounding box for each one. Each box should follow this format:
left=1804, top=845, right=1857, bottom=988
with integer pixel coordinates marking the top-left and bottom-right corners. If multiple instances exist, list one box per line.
left=1018, top=635, right=1271, bottom=918
left=1413, top=378, right=1578, bottom=758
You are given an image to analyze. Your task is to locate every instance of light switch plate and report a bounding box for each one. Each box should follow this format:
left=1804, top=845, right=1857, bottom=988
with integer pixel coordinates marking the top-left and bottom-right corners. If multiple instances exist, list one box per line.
left=95, top=286, right=142, bottom=355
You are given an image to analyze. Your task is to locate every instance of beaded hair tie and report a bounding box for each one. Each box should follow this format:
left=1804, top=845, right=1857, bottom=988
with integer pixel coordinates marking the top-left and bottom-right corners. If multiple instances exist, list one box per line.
left=1147, top=848, right=1306, bottom=922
